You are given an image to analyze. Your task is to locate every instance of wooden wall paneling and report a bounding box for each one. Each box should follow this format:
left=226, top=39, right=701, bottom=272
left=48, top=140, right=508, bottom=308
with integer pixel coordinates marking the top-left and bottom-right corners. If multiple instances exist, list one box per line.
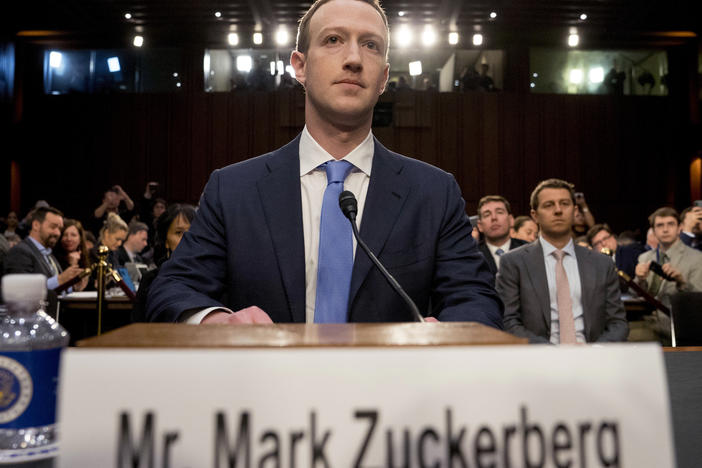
left=500, top=93, right=528, bottom=216
left=436, top=93, right=461, bottom=196
left=523, top=94, right=544, bottom=198
left=457, top=92, right=484, bottom=208
left=481, top=92, right=500, bottom=197
left=251, top=92, right=274, bottom=158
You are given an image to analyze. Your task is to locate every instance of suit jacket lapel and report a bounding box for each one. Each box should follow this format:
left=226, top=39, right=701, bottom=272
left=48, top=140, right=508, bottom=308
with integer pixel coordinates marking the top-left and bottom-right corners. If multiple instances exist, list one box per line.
left=348, top=139, right=410, bottom=309
left=256, top=136, right=306, bottom=323
left=24, top=238, right=54, bottom=277
left=524, top=242, right=551, bottom=327
left=479, top=243, right=497, bottom=274
left=575, top=246, right=595, bottom=339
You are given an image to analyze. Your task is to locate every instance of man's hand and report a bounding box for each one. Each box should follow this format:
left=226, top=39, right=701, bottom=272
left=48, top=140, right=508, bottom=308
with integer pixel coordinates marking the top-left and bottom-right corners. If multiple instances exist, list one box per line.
left=662, top=263, right=685, bottom=286
left=635, top=261, right=650, bottom=280
left=57, top=265, right=83, bottom=286
left=424, top=317, right=439, bottom=323
left=201, top=306, right=273, bottom=324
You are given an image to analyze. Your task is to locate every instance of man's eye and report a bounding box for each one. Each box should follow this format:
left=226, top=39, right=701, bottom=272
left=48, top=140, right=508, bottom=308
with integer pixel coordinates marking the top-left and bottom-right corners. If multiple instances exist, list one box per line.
left=327, top=36, right=338, bottom=44
left=366, top=41, right=377, bottom=49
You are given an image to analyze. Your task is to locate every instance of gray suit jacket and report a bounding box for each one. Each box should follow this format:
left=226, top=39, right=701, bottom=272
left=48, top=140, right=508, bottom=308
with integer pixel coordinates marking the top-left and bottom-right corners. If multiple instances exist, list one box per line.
left=496, top=241, right=628, bottom=343
left=3, top=237, right=62, bottom=315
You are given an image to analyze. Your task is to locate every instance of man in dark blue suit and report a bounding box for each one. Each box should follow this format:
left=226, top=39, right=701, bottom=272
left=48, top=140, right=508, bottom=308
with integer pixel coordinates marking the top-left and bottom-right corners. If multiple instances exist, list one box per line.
left=146, top=0, right=502, bottom=327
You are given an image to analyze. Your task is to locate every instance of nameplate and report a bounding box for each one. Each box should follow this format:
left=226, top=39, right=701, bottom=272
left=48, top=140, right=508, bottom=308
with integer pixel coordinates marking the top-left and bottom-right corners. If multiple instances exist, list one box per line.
left=58, top=344, right=674, bottom=467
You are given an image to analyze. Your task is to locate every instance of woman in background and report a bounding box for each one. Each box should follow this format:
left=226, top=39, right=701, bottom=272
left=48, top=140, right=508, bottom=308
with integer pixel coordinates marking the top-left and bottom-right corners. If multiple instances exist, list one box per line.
left=95, top=212, right=128, bottom=266
left=132, top=204, right=196, bottom=321
left=53, top=219, right=90, bottom=291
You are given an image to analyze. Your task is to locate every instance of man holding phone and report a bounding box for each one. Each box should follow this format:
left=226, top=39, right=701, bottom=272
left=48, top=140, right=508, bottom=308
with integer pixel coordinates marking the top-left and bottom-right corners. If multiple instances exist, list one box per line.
left=635, top=207, right=702, bottom=343
left=678, top=204, right=702, bottom=251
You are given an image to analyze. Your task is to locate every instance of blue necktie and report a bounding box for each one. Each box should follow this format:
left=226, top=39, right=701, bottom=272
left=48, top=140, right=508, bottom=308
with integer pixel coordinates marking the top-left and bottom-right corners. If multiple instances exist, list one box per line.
left=315, top=160, right=354, bottom=323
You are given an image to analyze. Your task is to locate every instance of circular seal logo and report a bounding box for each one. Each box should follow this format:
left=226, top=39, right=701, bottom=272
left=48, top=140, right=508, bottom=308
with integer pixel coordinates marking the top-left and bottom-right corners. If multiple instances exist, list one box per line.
left=0, top=356, right=33, bottom=424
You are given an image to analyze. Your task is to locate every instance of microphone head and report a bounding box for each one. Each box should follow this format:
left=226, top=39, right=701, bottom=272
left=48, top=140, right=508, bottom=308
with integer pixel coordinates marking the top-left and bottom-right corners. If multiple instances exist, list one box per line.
left=339, top=190, right=358, bottom=220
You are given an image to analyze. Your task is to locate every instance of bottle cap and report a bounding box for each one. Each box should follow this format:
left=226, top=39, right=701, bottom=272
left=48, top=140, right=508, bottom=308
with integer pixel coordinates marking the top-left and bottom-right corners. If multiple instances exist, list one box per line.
left=2, top=274, right=48, bottom=304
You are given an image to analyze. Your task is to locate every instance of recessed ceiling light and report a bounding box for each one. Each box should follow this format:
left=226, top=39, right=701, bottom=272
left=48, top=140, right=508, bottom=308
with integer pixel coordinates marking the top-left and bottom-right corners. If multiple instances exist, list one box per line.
left=398, top=11, right=406, bottom=17
left=448, top=32, right=459, bottom=45
left=214, top=11, right=222, bottom=18
left=489, top=12, right=497, bottom=19
left=580, top=13, right=588, bottom=21
left=124, top=12, right=132, bottom=20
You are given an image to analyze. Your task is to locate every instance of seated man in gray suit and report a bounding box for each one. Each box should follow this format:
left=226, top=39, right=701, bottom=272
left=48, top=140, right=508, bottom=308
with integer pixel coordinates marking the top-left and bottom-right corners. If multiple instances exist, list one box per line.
left=496, top=178, right=628, bottom=344
left=3, top=206, right=83, bottom=315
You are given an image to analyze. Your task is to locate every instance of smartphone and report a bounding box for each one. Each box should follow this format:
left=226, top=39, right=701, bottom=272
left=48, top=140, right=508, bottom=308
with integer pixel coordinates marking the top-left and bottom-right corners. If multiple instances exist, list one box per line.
left=469, top=215, right=479, bottom=227
left=574, top=192, right=584, bottom=200
left=694, top=200, right=702, bottom=208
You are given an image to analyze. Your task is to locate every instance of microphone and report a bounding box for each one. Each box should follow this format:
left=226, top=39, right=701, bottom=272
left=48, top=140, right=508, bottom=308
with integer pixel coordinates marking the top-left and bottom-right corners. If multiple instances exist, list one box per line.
left=338, top=190, right=425, bottom=323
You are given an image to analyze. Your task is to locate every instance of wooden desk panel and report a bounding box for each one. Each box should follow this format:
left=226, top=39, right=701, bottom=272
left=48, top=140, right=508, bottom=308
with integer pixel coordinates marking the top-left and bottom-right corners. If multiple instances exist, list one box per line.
left=77, top=322, right=526, bottom=348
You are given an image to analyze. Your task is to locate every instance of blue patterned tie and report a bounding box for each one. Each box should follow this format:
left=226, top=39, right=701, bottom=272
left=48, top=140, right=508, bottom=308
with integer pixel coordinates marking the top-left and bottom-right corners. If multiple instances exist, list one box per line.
left=315, top=160, right=354, bottom=323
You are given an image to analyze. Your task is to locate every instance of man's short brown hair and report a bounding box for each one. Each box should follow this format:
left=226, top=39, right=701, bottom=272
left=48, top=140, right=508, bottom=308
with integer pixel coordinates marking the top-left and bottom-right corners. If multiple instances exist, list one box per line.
left=30, top=206, right=63, bottom=225
left=530, top=178, right=576, bottom=211
left=648, top=207, right=679, bottom=228
left=586, top=223, right=613, bottom=246
left=477, top=195, right=512, bottom=218
left=296, top=0, right=390, bottom=59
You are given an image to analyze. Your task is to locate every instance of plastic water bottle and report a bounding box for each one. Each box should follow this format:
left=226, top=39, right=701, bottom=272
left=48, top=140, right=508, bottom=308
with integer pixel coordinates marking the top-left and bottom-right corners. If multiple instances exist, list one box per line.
left=0, top=274, right=69, bottom=464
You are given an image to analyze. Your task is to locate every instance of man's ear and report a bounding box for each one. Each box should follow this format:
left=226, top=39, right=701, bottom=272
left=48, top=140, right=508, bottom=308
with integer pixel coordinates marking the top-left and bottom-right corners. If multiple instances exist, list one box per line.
left=31, top=219, right=41, bottom=233
left=290, top=50, right=307, bottom=87
left=378, top=63, right=390, bottom=95
left=530, top=209, right=537, bottom=223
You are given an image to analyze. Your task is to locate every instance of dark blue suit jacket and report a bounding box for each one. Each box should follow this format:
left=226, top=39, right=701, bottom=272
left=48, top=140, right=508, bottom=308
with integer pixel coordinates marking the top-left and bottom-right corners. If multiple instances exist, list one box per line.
left=146, top=136, right=503, bottom=327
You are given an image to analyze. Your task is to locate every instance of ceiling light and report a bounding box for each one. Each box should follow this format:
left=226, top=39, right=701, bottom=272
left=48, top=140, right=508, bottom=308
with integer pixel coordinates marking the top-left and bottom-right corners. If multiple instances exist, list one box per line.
left=107, top=57, right=121, bottom=72
left=253, top=32, right=263, bottom=45
left=176, top=82, right=181, bottom=88
left=395, top=25, right=412, bottom=47
left=409, top=60, right=422, bottom=76
left=237, top=55, right=253, bottom=72
left=124, top=13, right=132, bottom=20
left=580, top=13, right=588, bottom=21
left=227, top=33, right=239, bottom=46
left=275, top=28, right=289, bottom=46
left=173, top=72, right=178, bottom=77
left=472, top=33, right=483, bottom=46
left=421, top=26, right=436, bottom=46
left=133, top=35, right=144, bottom=47
left=489, top=12, right=497, bottom=19
left=214, top=11, right=222, bottom=18
left=569, top=69, right=583, bottom=84
left=530, top=82, right=535, bottom=88
left=49, top=51, right=62, bottom=68
left=589, top=67, right=604, bottom=83
left=277, top=60, right=284, bottom=75
left=270, top=61, right=276, bottom=75
left=448, top=32, right=459, bottom=45
left=533, top=72, right=538, bottom=78
left=285, top=65, right=295, bottom=77
left=568, top=33, right=579, bottom=47
left=398, top=11, right=406, bottom=17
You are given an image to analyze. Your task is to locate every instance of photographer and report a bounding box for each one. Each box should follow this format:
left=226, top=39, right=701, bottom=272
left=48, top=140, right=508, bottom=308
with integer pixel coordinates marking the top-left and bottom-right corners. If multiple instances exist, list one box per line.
left=91, top=185, right=135, bottom=236
left=679, top=205, right=702, bottom=251
left=634, top=207, right=702, bottom=343
left=571, top=191, right=595, bottom=237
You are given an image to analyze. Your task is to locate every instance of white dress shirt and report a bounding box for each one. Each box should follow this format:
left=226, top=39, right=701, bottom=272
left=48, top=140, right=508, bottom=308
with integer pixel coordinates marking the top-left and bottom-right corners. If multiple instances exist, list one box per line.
left=486, top=239, right=511, bottom=270
left=187, top=126, right=373, bottom=324
left=539, top=236, right=586, bottom=344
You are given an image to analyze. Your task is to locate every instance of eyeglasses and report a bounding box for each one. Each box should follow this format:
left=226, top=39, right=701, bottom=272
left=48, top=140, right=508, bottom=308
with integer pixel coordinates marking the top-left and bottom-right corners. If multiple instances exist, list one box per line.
left=592, top=233, right=612, bottom=248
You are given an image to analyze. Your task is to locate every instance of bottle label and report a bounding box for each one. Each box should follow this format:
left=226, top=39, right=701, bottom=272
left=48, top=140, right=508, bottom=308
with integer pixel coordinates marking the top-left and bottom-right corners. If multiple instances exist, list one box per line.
left=0, top=348, right=63, bottom=429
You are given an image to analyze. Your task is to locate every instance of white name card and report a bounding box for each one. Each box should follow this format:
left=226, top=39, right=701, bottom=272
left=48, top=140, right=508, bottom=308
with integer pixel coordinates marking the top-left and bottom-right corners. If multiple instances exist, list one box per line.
left=58, top=344, right=675, bottom=467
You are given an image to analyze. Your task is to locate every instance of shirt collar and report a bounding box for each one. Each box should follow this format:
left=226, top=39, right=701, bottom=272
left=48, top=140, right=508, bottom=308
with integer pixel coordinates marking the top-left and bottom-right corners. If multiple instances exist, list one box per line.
left=28, top=235, right=52, bottom=256
left=539, top=235, right=575, bottom=258
left=486, top=239, right=511, bottom=255
left=299, top=125, right=374, bottom=177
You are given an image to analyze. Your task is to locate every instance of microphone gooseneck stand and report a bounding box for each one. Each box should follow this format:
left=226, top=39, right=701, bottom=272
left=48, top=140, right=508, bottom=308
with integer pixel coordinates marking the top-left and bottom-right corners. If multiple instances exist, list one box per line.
left=339, top=190, right=425, bottom=323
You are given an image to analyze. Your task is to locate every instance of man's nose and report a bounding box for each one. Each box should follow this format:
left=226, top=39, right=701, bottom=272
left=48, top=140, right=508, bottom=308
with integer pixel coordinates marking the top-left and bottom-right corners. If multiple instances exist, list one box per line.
left=343, top=43, right=363, bottom=72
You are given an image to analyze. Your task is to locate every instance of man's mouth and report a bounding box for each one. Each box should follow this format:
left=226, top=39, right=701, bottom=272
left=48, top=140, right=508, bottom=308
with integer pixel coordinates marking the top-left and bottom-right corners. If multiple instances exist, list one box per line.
left=336, top=79, right=364, bottom=88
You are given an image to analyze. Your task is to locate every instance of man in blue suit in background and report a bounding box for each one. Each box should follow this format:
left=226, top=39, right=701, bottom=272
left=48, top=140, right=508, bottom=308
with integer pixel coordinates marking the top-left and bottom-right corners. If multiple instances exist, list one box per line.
left=146, top=0, right=502, bottom=327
